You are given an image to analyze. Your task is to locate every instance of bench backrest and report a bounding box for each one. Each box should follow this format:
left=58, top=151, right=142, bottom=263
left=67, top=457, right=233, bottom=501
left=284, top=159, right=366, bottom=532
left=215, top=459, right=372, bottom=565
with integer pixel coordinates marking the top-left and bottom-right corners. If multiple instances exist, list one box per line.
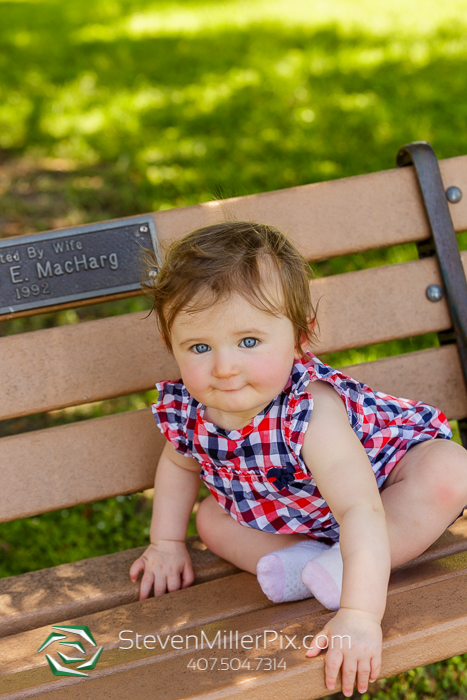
left=1, top=154, right=467, bottom=524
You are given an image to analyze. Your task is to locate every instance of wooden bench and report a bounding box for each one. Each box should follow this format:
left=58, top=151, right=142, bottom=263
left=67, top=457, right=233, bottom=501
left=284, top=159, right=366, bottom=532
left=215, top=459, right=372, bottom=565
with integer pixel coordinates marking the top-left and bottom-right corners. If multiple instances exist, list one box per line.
left=1, top=141, right=467, bottom=699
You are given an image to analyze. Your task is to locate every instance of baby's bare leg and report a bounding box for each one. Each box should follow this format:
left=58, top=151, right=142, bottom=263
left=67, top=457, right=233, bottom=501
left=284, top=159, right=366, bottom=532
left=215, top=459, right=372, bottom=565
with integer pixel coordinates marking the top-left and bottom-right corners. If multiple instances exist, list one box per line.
left=196, top=494, right=308, bottom=574
left=380, top=438, right=467, bottom=568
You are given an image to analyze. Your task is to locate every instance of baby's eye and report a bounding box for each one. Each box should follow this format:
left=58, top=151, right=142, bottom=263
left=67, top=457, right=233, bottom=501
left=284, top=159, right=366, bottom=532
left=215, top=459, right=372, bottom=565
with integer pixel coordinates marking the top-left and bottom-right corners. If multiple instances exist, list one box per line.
left=239, top=337, right=258, bottom=348
left=191, top=343, right=211, bottom=354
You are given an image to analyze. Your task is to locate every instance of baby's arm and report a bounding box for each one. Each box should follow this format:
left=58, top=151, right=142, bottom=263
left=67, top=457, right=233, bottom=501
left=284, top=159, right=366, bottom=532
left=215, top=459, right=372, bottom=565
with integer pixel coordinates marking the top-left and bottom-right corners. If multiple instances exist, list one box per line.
left=301, top=380, right=391, bottom=696
left=129, top=440, right=201, bottom=600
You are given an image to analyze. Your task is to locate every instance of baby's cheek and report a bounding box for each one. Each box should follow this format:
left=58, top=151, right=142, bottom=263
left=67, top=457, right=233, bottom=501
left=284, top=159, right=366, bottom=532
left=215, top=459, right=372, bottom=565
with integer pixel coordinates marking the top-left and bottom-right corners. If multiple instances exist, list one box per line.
left=251, top=355, right=291, bottom=392
left=179, top=362, right=208, bottom=398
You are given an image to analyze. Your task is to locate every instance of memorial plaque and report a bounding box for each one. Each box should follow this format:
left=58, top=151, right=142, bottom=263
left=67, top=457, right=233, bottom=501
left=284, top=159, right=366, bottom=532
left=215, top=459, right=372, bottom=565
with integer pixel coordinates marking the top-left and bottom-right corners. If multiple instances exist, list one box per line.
left=0, top=216, right=160, bottom=317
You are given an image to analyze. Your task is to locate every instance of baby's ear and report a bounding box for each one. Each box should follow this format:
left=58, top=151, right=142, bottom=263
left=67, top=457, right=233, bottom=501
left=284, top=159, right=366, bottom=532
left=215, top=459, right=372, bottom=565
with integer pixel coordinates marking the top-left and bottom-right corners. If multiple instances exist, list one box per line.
left=294, top=316, right=317, bottom=358
left=294, top=331, right=310, bottom=359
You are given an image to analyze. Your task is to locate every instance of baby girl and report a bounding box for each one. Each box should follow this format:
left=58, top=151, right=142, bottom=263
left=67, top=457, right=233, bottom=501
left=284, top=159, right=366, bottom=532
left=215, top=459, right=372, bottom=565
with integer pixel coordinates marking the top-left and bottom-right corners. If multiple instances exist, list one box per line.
left=130, top=221, right=466, bottom=696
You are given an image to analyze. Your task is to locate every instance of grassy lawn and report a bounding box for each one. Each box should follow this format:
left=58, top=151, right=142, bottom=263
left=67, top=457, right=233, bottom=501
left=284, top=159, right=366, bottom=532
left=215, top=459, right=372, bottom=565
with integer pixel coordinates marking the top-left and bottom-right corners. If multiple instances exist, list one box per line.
left=1, top=0, right=467, bottom=696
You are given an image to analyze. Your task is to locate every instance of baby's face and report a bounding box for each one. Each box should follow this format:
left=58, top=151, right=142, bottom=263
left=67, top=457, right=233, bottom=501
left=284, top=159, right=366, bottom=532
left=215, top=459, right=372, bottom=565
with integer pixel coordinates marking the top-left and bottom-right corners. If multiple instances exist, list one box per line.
left=170, top=292, right=305, bottom=430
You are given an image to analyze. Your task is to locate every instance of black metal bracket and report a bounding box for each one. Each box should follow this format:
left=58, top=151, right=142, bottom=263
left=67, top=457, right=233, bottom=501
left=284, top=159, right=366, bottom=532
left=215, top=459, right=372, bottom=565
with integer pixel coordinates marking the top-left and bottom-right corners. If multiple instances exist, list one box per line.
left=397, top=142, right=467, bottom=405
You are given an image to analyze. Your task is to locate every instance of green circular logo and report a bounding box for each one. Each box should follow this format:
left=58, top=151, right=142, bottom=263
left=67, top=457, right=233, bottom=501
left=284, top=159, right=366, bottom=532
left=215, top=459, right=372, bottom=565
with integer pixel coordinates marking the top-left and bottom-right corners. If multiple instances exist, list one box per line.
left=37, top=625, right=103, bottom=677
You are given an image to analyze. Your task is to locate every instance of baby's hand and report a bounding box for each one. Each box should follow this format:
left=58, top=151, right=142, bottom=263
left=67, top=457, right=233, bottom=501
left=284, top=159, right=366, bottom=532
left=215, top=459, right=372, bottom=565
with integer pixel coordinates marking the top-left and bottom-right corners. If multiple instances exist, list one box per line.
left=305, top=608, right=382, bottom=696
left=129, top=540, right=194, bottom=600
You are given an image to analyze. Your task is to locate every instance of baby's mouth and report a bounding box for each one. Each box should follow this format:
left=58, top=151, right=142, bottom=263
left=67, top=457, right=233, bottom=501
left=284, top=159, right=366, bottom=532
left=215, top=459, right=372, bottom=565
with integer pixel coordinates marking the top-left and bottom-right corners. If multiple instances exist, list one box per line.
left=216, top=385, right=245, bottom=392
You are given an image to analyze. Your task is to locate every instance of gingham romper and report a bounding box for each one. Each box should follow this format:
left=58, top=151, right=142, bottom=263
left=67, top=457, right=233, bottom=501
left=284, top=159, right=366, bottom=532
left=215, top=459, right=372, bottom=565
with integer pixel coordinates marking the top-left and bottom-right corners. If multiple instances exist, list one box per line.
left=152, top=352, right=452, bottom=543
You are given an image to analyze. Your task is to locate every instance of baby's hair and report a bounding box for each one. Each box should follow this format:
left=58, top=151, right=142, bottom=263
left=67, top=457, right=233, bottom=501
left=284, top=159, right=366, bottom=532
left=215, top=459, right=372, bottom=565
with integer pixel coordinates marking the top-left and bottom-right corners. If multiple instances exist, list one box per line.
left=143, top=221, right=319, bottom=354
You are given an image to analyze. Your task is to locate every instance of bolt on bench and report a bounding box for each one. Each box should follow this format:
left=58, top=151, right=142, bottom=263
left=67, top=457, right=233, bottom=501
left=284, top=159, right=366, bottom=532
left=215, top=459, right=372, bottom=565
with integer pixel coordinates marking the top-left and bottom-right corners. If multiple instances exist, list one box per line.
left=1, top=142, right=467, bottom=699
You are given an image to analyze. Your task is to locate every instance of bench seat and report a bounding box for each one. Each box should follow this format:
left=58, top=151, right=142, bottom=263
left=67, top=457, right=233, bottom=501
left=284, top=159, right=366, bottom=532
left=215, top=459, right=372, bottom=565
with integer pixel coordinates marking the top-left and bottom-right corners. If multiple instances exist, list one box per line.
left=0, top=537, right=239, bottom=639
left=2, top=517, right=467, bottom=699
left=2, top=518, right=467, bottom=643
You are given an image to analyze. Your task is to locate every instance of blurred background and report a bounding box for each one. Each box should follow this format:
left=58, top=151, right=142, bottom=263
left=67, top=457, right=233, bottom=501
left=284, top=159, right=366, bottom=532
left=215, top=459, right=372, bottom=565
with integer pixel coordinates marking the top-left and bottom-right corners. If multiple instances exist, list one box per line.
left=2, top=0, right=467, bottom=234
left=2, top=1, right=467, bottom=695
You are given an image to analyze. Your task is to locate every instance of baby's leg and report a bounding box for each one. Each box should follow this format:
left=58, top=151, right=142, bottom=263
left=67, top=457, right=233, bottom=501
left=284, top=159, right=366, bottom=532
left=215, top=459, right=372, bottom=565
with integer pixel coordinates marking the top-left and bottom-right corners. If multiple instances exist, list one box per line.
left=380, top=438, right=467, bottom=568
left=302, top=437, right=467, bottom=611
left=196, top=494, right=308, bottom=573
left=196, top=495, right=328, bottom=602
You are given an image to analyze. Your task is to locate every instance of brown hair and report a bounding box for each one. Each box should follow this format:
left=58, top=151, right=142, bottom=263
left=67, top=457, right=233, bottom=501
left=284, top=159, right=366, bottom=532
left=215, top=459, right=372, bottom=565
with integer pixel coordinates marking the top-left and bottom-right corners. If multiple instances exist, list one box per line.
left=143, top=221, right=319, bottom=353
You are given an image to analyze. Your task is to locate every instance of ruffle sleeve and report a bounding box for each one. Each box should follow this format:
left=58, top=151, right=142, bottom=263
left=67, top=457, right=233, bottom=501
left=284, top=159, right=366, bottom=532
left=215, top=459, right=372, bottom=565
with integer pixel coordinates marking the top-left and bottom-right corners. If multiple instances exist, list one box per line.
left=282, top=358, right=315, bottom=477
left=152, top=380, right=191, bottom=457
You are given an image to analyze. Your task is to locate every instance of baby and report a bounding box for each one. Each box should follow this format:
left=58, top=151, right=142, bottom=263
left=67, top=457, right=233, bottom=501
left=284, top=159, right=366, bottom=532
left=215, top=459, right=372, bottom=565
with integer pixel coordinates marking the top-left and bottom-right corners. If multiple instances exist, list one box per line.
left=130, top=221, right=467, bottom=697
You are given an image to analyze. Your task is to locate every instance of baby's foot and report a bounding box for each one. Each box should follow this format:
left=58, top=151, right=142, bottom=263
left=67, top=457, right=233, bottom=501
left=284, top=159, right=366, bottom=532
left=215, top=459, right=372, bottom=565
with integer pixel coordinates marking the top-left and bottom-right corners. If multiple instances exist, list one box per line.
left=256, top=540, right=329, bottom=603
left=301, top=541, right=343, bottom=611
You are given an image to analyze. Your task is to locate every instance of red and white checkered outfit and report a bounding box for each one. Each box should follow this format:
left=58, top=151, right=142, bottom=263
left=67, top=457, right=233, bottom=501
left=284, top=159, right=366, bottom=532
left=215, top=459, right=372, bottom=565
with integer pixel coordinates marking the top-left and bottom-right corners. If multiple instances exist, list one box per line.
left=152, top=353, right=452, bottom=543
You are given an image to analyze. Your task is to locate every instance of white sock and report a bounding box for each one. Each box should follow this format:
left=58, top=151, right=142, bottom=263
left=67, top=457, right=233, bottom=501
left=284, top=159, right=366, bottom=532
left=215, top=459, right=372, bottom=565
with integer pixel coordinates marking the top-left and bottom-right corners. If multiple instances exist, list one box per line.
left=301, top=542, right=343, bottom=611
left=256, top=540, right=330, bottom=603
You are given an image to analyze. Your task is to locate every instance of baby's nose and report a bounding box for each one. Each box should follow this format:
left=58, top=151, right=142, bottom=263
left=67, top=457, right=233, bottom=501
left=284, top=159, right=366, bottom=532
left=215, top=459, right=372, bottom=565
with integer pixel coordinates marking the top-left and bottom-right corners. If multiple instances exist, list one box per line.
left=213, top=352, right=239, bottom=378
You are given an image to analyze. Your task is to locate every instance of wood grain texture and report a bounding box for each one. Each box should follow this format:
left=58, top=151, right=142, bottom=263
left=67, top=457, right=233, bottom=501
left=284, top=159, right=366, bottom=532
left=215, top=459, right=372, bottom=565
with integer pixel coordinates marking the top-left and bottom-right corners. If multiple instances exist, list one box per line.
left=2, top=253, right=464, bottom=421
left=2, top=537, right=467, bottom=699
left=150, top=156, right=467, bottom=261
left=0, top=537, right=239, bottom=639
left=1, top=518, right=465, bottom=641
left=0, top=408, right=161, bottom=523
left=310, top=253, right=460, bottom=355
left=0, top=312, right=179, bottom=420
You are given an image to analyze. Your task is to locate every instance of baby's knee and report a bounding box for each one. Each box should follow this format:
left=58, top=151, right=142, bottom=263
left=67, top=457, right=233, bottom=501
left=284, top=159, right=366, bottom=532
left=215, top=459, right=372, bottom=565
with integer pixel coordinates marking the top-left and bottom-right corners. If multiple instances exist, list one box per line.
left=424, top=441, right=467, bottom=506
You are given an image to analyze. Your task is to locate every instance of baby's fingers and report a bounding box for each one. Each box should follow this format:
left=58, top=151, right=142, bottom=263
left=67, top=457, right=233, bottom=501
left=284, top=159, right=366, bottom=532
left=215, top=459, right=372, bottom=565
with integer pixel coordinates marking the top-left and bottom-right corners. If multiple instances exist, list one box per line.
left=129, top=557, right=145, bottom=583
left=370, top=654, right=381, bottom=683
left=181, top=561, right=195, bottom=589
left=305, top=629, right=328, bottom=658
left=140, top=570, right=156, bottom=600
left=356, top=661, right=371, bottom=694
left=340, top=657, right=357, bottom=698
left=324, top=649, right=343, bottom=692
left=166, top=571, right=184, bottom=593
left=153, top=571, right=169, bottom=597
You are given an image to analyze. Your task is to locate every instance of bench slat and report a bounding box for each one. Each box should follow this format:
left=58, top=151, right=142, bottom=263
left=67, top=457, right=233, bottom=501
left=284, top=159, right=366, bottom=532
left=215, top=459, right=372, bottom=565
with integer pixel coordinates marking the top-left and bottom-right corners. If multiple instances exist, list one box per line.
left=311, top=253, right=456, bottom=354
left=152, top=156, right=467, bottom=262
left=2, top=545, right=467, bottom=699
left=1, top=157, right=466, bottom=325
left=1, top=253, right=463, bottom=421
left=0, top=344, right=465, bottom=524
left=0, top=409, right=161, bottom=523
left=0, top=312, right=179, bottom=421
left=0, top=537, right=240, bottom=639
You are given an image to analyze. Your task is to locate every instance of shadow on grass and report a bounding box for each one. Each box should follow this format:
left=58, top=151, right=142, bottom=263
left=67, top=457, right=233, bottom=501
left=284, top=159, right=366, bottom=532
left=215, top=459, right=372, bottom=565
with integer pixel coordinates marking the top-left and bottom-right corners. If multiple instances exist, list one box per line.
left=1, top=2, right=467, bottom=232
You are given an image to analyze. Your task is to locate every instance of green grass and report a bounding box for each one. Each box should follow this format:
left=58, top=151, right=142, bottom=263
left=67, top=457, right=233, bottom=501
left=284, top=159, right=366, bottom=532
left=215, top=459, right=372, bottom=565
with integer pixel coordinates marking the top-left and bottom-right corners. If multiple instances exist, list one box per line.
left=2, top=0, right=467, bottom=695
left=2, top=0, right=467, bottom=234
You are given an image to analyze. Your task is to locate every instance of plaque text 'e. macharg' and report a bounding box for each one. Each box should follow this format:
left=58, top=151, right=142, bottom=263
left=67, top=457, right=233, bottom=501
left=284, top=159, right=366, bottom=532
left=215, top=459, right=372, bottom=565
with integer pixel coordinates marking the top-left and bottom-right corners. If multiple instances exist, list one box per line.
left=0, top=217, right=160, bottom=316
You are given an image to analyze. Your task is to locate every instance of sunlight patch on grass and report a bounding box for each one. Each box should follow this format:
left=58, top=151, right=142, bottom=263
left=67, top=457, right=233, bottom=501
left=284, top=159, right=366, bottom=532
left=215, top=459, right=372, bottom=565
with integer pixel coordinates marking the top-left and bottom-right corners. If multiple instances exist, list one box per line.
left=132, top=0, right=467, bottom=39
left=66, top=0, right=467, bottom=44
